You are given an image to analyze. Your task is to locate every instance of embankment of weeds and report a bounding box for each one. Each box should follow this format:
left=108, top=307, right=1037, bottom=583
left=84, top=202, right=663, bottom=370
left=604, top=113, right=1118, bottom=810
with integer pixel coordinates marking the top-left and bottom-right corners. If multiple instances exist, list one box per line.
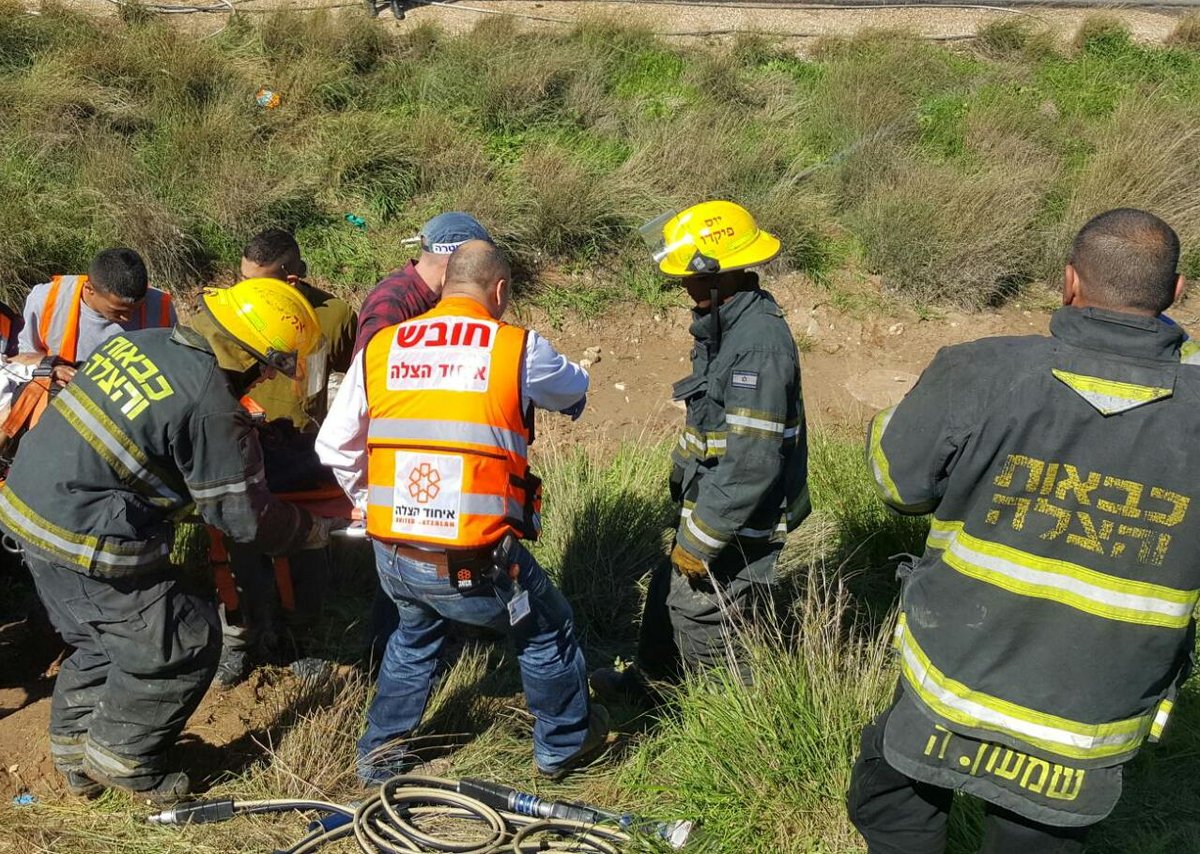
left=3, top=7, right=1200, bottom=312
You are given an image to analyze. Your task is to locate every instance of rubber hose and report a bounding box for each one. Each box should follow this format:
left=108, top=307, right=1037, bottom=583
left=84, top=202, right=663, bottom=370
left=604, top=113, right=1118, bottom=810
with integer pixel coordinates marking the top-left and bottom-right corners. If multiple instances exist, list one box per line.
left=282, top=774, right=631, bottom=854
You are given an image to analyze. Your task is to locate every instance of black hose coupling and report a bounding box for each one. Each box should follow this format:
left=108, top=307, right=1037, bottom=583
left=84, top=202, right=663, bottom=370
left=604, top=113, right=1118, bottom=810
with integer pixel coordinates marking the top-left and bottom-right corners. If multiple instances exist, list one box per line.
left=147, top=798, right=237, bottom=826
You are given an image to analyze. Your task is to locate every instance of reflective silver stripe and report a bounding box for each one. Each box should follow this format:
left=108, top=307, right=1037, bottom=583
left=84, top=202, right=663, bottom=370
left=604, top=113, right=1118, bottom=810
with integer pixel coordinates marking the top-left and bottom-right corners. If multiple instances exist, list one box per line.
left=681, top=506, right=781, bottom=540
left=0, top=489, right=93, bottom=562
left=368, top=486, right=520, bottom=519
left=0, top=489, right=168, bottom=569
left=84, top=741, right=142, bottom=777
left=49, top=735, right=85, bottom=762
left=726, top=413, right=786, bottom=434
left=368, top=418, right=527, bottom=457
left=943, top=524, right=1195, bottom=625
left=684, top=513, right=724, bottom=550
left=42, top=276, right=84, bottom=356
left=898, top=617, right=1148, bottom=754
left=188, top=469, right=266, bottom=501
left=782, top=425, right=801, bottom=439
left=58, top=386, right=185, bottom=503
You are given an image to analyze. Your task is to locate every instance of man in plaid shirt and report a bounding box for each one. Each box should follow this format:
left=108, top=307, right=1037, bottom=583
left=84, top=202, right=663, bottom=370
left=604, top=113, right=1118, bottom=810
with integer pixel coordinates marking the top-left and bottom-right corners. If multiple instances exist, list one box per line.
left=354, top=212, right=494, bottom=355
left=355, top=212, right=494, bottom=656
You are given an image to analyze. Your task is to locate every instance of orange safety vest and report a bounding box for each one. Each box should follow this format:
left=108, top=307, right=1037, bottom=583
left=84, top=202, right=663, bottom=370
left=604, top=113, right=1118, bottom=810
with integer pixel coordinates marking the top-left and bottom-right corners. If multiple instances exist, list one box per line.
left=363, top=296, right=536, bottom=549
left=38, top=275, right=174, bottom=363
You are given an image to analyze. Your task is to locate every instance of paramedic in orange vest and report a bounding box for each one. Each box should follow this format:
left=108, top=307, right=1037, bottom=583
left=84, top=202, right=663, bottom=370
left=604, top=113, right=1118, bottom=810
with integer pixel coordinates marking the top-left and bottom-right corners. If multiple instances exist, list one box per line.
left=19, top=248, right=176, bottom=380
left=317, top=240, right=608, bottom=785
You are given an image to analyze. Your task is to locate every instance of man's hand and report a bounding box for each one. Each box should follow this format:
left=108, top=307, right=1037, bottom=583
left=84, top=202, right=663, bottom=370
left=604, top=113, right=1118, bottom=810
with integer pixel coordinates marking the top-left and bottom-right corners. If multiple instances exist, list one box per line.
left=301, top=515, right=335, bottom=551
left=559, top=394, right=586, bottom=421
left=670, top=542, right=708, bottom=582
left=51, top=363, right=76, bottom=385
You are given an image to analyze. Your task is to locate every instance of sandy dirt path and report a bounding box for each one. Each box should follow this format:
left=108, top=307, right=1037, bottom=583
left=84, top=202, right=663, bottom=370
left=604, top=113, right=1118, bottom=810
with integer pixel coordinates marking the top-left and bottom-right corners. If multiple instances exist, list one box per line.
left=38, top=0, right=1193, bottom=46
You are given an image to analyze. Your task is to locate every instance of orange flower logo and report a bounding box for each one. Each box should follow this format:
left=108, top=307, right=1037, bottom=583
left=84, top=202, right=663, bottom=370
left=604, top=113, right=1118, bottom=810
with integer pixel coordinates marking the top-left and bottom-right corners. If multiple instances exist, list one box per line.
left=408, top=463, right=441, bottom=504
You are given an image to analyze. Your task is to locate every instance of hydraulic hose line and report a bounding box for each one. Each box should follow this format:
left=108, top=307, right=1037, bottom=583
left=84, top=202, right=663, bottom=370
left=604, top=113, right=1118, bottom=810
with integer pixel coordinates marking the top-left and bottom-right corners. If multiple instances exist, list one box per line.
left=146, top=774, right=694, bottom=853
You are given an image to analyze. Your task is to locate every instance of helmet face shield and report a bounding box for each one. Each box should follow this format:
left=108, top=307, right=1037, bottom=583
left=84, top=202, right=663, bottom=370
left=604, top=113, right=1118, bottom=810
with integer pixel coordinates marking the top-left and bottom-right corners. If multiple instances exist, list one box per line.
left=302, top=335, right=330, bottom=399
left=639, top=210, right=684, bottom=266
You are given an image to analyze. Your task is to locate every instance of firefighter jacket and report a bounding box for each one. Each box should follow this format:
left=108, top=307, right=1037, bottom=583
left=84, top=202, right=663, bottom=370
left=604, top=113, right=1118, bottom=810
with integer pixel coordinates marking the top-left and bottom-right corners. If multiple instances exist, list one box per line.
left=361, top=297, right=538, bottom=549
left=869, top=307, right=1200, bottom=799
left=0, top=326, right=313, bottom=578
left=671, top=286, right=810, bottom=568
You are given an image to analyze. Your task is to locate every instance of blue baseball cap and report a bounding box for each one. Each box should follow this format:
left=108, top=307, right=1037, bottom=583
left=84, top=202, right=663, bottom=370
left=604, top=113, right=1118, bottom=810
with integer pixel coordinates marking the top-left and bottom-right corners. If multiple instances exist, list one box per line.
left=419, top=212, right=493, bottom=255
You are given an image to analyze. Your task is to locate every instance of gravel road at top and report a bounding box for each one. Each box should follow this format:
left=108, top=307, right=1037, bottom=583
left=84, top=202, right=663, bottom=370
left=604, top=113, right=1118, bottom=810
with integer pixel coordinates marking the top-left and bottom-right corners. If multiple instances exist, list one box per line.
left=44, top=0, right=1191, bottom=46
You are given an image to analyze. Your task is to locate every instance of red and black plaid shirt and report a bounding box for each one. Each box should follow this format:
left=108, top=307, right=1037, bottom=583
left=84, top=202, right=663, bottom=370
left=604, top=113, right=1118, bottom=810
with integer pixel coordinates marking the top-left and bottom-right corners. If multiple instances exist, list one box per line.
left=353, top=261, right=437, bottom=356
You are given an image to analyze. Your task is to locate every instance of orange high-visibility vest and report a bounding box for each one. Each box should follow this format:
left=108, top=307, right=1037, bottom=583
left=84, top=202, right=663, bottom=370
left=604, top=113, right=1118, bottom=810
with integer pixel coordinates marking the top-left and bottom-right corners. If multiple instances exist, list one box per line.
left=363, top=296, right=534, bottom=549
left=0, top=310, right=12, bottom=356
left=38, top=275, right=174, bottom=363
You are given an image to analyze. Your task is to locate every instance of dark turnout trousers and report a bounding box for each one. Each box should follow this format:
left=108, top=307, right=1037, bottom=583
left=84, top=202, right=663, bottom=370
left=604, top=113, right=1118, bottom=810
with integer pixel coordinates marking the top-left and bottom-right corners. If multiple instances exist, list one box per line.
left=26, top=554, right=220, bottom=789
left=638, top=541, right=779, bottom=682
left=220, top=543, right=329, bottom=658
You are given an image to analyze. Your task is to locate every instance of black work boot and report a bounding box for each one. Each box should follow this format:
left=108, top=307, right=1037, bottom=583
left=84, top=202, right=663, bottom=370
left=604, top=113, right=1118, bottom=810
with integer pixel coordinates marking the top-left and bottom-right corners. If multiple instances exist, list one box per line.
left=63, top=769, right=105, bottom=799
left=86, top=769, right=190, bottom=805
left=214, top=647, right=249, bottom=690
left=536, top=704, right=611, bottom=781
left=589, top=666, right=661, bottom=709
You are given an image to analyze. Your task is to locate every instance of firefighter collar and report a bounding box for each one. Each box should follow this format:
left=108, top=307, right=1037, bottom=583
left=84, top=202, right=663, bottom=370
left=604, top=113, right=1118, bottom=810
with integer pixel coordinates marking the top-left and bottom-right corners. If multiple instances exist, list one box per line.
left=1051, top=307, right=1186, bottom=362
left=688, top=286, right=768, bottom=343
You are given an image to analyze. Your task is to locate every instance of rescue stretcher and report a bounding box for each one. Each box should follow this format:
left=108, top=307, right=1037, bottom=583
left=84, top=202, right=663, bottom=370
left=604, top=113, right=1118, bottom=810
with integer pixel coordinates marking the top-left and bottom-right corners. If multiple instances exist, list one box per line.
left=208, top=483, right=357, bottom=620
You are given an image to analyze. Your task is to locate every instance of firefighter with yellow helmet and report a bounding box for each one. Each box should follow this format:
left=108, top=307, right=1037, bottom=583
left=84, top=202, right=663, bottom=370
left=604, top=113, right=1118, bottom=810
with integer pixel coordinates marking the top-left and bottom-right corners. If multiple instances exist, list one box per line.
left=0, top=278, right=333, bottom=803
left=592, top=200, right=810, bottom=703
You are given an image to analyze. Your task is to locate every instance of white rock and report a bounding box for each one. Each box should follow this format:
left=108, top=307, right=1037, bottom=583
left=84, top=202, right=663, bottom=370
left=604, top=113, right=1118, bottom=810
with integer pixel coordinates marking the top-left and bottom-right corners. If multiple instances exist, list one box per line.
left=845, top=368, right=920, bottom=409
left=888, top=323, right=904, bottom=336
left=614, top=382, right=627, bottom=392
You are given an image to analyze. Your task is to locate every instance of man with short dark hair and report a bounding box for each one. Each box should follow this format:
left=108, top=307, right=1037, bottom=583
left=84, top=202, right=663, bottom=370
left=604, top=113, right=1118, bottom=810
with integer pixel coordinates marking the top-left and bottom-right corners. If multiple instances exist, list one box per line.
left=214, top=228, right=358, bottom=688
left=19, top=248, right=176, bottom=373
left=238, top=228, right=357, bottom=432
left=848, top=208, right=1199, bottom=852
left=318, top=240, right=606, bottom=785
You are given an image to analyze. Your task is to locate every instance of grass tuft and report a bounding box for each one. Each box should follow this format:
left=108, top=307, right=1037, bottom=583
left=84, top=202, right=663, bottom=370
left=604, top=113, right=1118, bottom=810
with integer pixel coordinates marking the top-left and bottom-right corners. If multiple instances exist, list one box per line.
left=1168, top=13, right=1200, bottom=50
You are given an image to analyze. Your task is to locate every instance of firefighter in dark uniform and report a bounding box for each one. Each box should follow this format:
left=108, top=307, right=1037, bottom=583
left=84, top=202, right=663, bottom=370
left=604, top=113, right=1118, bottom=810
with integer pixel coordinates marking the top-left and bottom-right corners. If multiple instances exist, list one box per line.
left=848, top=208, right=1200, bottom=852
left=592, top=200, right=810, bottom=700
left=0, top=278, right=331, bottom=802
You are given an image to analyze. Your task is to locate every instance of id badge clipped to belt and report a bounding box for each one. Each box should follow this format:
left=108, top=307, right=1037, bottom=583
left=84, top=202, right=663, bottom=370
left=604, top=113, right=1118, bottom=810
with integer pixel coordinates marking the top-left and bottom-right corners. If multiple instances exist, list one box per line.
left=491, top=533, right=530, bottom=625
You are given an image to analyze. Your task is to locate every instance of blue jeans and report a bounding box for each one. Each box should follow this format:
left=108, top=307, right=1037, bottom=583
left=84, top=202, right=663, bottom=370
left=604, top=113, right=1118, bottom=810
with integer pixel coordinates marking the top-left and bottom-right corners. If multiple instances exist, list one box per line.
left=359, top=540, right=590, bottom=773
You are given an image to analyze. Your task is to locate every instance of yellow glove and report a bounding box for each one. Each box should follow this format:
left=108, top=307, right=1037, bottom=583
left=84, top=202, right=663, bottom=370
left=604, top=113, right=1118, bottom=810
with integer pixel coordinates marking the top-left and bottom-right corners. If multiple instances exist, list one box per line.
left=670, top=543, right=708, bottom=581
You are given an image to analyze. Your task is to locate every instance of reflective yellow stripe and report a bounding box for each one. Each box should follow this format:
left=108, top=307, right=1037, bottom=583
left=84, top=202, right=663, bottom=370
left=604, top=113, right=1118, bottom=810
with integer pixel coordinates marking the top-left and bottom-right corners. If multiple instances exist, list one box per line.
left=868, top=406, right=904, bottom=505
left=1181, top=340, right=1200, bottom=366
left=678, top=427, right=727, bottom=458
left=1052, top=369, right=1172, bottom=415
left=56, top=384, right=183, bottom=506
left=681, top=501, right=784, bottom=541
left=933, top=521, right=1197, bottom=629
left=1150, top=698, right=1173, bottom=741
left=897, top=613, right=1152, bottom=761
left=927, top=518, right=957, bottom=550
